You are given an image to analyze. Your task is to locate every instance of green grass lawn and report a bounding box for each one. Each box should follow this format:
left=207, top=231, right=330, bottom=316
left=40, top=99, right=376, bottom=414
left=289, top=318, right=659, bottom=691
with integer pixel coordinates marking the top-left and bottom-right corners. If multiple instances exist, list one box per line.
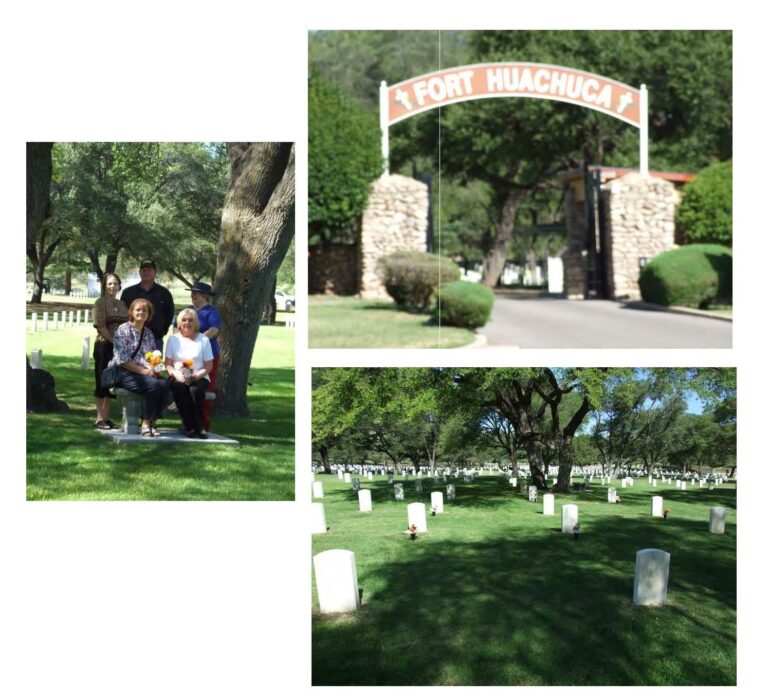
left=26, top=318, right=294, bottom=500
left=312, top=474, right=736, bottom=685
left=309, top=296, right=476, bottom=348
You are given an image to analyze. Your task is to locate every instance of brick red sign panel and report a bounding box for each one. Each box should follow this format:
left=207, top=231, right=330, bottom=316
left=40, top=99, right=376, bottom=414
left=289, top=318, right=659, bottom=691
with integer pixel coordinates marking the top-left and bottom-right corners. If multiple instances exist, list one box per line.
left=387, top=63, right=641, bottom=128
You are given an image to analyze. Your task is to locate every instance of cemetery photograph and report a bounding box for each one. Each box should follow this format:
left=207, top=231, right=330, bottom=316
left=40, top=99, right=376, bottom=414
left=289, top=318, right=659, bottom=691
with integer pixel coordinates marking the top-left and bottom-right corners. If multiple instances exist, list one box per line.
left=311, top=367, right=736, bottom=685
left=26, top=142, right=296, bottom=500
left=308, top=30, right=732, bottom=348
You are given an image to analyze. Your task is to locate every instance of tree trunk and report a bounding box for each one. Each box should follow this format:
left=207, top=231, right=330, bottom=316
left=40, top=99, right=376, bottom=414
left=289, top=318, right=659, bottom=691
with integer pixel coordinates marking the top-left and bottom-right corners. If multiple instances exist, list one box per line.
left=481, top=190, right=526, bottom=287
left=319, top=445, right=331, bottom=473
left=553, top=437, right=574, bottom=493
left=524, top=438, right=548, bottom=490
left=27, top=143, right=54, bottom=304
left=213, top=143, right=295, bottom=417
left=64, top=270, right=72, bottom=296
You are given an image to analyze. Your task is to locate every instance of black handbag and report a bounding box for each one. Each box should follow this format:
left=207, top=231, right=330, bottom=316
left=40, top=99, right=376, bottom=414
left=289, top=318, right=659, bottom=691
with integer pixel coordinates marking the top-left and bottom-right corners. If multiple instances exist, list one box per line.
left=100, top=327, right=146, bottom=388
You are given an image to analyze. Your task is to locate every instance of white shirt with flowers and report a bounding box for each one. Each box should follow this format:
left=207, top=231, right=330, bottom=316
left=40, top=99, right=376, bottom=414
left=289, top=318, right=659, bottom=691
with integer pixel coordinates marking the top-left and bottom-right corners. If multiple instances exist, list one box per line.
left=165, top=333, right=213, bottom=375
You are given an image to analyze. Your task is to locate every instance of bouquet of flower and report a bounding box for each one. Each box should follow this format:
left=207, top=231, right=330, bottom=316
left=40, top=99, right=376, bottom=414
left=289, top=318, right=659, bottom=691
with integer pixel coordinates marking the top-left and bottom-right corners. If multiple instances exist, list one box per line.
left=174, top=359, right=194, bottom=379
left=144, top=350, right=165, bottom=374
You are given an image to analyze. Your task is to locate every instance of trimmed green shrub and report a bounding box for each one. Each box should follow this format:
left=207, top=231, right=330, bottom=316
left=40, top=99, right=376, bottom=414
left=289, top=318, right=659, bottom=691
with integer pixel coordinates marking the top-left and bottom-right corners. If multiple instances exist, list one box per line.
left=378, top=251, right=460, bottom=312
left=638, top=244, right=732, bottom=308
left=676, top=160, right=732, bottom=246
left=433, top=280, right=495, bottom=329
left=308, top=74, right=382, bottom=245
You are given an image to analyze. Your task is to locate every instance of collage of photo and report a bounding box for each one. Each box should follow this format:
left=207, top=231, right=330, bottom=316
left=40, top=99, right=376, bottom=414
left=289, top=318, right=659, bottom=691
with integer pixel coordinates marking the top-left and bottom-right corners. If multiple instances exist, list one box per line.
left=15, top=16, right=749, bottom=698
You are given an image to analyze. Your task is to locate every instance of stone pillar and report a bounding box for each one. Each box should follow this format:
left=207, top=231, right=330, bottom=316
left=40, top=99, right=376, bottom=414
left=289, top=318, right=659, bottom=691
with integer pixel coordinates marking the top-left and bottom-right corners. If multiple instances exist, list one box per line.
left=561, top=504, right=579, bottom=534
left=311, top=503, right=328, bottom=534
left=359, top=174, right=429, bottom=298
left=543, top=493, right=555, bottom=516
left=603, top=174, right=676, bottom=299
left=407, top=503, right=427, bottom=533
left=633, top=549, right=670, bottom=606
left=652, top=496, right=663, bottom=517
left=313, top=549, right=360, bottom=614
left=358, top=489, right=372, bottom=512
left=430, top=491, right=444, bottom=514
left=709, top=507, right=726, bottom=534
left=312, top=481, right=324, bottom=499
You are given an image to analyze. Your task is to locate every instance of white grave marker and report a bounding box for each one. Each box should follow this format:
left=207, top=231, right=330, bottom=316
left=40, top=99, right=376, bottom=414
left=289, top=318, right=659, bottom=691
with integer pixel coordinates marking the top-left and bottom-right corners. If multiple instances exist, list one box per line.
left=709, top=507, right=726, bottom=534
left=561, top=504, right=578, bottom=534
left=446, top=484, right=455, bottom=501
left=430, top=491, right=444, bottom=514
left=407, top=503, right=427, bottom=533
left=311, top=503, right=328, bottom=533
left=608, top=488, right=617, bottom=504
left=394, top=484, right=404, bottom=501
left=358, top=489, right=372, bottom=512
left=652, top=496, right=663, bottom=518
left=81, top=336, right=90, bottom=370
left=633, top=549, right=670, bottom=606
left=543, top=493, right=555, bottom=516
left=313, top=549, right=360, bottom=613
left=30, top=350, right=43, bottom=369
left=312, top=481, right=324, bottom=499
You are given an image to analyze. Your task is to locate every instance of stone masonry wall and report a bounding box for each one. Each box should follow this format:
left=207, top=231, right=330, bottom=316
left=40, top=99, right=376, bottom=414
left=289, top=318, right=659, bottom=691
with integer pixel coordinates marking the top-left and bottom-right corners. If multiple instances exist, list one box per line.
left=360, top=174, right=428, bottom=298
left=604, top=174, right=676, bottom=299
left=563, top=182, right=589, bottom=298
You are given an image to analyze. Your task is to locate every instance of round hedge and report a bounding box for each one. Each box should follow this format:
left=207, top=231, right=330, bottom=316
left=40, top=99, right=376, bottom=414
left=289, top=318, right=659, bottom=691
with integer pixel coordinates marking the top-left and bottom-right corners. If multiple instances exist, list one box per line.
left=638, top=244, right=732, bottom=308
left=377, top=251, right=460, bottom=312
left=433, top=280, right=495, bottom=329
left=676, top=160, right=732, bottom=246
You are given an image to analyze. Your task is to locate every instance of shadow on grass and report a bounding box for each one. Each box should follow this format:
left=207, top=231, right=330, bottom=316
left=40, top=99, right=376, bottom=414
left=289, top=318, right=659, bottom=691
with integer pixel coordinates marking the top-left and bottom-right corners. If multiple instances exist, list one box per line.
left=27, top=355, right=294, bottom=500
left=313, top=514, right=736, bottom=685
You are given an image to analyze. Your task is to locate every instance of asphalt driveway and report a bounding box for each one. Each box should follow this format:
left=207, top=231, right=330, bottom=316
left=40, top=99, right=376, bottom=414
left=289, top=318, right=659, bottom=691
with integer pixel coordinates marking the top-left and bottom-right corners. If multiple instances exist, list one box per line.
left=480, top=291, right=732, bottom=348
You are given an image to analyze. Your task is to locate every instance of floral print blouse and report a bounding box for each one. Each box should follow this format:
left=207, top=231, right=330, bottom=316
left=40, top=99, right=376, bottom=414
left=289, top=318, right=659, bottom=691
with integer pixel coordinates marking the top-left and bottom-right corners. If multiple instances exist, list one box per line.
left=112, top=322, right=158, bottom=366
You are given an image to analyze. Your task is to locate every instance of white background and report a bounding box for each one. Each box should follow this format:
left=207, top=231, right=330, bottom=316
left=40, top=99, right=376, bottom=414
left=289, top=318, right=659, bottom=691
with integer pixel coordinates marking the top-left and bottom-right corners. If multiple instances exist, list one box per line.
left=3, top=1, right=763, bottom=697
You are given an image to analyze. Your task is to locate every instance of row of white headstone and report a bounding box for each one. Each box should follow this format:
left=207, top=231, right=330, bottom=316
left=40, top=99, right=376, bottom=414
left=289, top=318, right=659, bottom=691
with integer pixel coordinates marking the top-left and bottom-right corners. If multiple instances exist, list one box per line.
left=29, top=310, right=90, bottom=332
left=312, top=546, right=680, bottom=613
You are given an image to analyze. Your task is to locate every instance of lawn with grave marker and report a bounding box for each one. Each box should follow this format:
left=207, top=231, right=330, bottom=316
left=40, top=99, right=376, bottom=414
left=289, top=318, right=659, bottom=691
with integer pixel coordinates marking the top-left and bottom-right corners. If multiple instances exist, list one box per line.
left=312, top=473, right=736, bottom=685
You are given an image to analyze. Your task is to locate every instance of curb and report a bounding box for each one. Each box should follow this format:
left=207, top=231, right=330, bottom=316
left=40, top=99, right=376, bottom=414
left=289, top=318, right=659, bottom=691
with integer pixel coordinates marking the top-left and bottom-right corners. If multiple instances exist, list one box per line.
left=623, top=300, right=732, bottom=323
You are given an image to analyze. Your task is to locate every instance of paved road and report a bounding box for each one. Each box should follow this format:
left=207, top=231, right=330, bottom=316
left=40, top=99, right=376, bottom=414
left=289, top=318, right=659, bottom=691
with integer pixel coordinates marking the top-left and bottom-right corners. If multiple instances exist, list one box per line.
left=480, top=291, right=732, bottom=348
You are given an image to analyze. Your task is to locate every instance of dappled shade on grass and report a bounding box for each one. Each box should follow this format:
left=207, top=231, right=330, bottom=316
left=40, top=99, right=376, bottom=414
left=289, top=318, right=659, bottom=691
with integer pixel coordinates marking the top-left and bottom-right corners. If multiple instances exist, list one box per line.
left=26, top=325, right=294, bottom=500
left=312, top=475, right=736, bottom=685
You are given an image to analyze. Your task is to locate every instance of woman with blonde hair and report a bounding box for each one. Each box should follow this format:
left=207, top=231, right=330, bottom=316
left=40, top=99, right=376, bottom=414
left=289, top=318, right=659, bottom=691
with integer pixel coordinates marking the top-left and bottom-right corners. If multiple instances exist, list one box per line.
left=165, top=307, right=214, bottom=439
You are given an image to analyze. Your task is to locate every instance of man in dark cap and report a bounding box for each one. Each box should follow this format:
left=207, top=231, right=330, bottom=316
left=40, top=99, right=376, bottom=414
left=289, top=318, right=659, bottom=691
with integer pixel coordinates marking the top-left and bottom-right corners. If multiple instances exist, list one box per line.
left=120, top=260, right=175, bottom=351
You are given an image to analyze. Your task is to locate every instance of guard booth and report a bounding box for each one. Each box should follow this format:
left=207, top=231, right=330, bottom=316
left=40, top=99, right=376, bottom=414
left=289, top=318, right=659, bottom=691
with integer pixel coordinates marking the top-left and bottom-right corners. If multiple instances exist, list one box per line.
left=559, top=166, right=693, bottom=300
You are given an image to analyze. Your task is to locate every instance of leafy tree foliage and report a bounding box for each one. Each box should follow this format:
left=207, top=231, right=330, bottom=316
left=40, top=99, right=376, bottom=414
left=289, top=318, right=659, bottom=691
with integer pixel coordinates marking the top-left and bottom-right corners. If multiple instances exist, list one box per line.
left=308, top=73, right=382, bottom=245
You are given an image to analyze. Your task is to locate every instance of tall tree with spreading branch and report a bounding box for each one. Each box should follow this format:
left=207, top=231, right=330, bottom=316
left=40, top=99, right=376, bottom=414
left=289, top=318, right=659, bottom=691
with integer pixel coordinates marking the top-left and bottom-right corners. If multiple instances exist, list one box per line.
left=213, top=143, right=295, bottom=417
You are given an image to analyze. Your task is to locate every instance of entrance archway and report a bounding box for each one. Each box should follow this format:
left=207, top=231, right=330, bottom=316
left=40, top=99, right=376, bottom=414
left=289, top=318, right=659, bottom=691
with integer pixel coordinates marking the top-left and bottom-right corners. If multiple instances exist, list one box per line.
left=379, top=62, right=648, bottom=174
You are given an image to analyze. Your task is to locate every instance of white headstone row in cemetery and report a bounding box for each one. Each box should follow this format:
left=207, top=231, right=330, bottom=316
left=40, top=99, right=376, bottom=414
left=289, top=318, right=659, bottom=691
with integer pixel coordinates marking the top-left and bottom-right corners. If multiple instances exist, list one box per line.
left=408, top=503, right=427, bottom=533
left=311, top=503, right=328, bottom=534
left=359, top=490, right=372, bottom=512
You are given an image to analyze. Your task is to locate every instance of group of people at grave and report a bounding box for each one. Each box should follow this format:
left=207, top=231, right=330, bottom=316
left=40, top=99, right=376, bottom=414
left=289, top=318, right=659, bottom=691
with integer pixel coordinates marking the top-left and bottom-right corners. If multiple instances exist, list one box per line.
left=91, top=259, right=221, bottom=439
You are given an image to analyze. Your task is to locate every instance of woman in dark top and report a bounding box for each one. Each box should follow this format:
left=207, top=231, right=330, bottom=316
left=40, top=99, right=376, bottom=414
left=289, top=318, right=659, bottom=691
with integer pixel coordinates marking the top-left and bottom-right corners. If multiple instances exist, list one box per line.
left=92, top=273, right=128, bottom=429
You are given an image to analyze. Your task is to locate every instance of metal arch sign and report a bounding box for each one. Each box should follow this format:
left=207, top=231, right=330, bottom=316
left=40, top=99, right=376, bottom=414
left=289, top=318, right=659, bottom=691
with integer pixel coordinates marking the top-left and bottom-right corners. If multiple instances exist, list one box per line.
left=379, top=62, right=648, bottom=174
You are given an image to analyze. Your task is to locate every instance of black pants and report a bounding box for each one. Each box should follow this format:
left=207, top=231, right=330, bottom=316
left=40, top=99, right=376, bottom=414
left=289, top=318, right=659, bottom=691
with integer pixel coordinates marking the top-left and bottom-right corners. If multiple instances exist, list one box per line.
left=171, top=378, right=210, bottom=433
left=116, top=372, right=170, bottom=422
left=93, top=341, right=114, bottom=399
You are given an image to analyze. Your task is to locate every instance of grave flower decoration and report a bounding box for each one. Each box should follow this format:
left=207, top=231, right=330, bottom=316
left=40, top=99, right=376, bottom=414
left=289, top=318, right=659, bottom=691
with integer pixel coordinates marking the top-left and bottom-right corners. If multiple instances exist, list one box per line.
left=408, top=523, right=418, bottom=539
left=144, top=350, right=165, bottom=373
left=573, top=522, right=581, bottom=540
left=663, top=508, right=670, bottom=519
